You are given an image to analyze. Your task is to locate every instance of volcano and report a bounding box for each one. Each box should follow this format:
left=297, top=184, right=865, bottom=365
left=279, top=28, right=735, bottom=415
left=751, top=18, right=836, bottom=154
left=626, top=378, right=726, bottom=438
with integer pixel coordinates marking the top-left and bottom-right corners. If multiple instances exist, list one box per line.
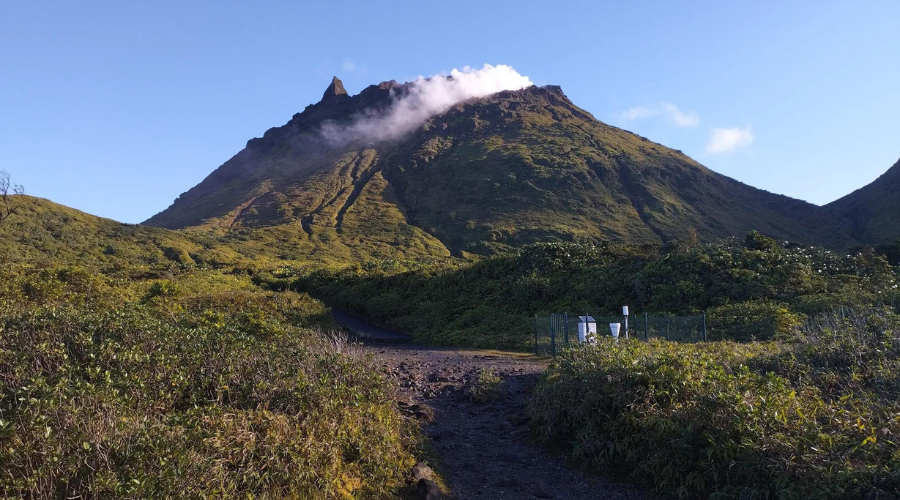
left=144, top=73, right=859, bottom=258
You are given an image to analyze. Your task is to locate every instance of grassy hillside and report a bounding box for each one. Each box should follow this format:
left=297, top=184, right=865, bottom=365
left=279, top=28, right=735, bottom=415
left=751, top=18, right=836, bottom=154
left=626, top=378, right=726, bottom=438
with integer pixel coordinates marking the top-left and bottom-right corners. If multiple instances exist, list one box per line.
left=144, top=79, right=857, bottom=257
left=0, top=195, right=424, bottom=269
left=275, top=234, right=899, bottom=350
left=828, top=157, right=900, bottom=245
left=0, top=196, right=249, bottom=269
left=0, top=196, right=429, bottom=498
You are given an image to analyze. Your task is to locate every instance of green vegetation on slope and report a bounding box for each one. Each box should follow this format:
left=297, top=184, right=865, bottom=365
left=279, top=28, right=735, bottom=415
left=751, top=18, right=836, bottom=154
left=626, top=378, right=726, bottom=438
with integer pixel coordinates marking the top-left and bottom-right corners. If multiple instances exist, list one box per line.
left=276, top=233, right=898, bottom=350
left=144, top=80, right=857, bottom=256
left=0, top=198, right=426, bottom=499
left=528, top=308, right=900, bottom=499
left=380, top=87, right=856, bottom=252
left=1, top=194, right=425, bottom=270
left=0, top=196, right=249, bottom=269
left=0, top=263, right=417, bottom=499
left=828, top=157, right=900, bottom=245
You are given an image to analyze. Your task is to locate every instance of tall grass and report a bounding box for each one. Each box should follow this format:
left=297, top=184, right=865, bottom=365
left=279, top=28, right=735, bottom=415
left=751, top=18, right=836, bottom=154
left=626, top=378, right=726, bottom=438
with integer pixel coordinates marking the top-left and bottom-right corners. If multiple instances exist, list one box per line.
left=0, top=265, right=416, bottom=499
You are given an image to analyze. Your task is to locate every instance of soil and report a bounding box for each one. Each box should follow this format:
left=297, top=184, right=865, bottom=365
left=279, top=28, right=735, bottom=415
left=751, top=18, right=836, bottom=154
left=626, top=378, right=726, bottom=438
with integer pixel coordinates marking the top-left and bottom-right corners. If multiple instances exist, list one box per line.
left=366, top=342, right=650, bottom=500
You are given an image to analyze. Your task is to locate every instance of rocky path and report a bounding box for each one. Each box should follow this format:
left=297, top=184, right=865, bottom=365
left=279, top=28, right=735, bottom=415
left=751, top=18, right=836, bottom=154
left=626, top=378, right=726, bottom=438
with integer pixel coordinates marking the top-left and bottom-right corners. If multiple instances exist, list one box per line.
left=368, top=344, right=649, bottom=500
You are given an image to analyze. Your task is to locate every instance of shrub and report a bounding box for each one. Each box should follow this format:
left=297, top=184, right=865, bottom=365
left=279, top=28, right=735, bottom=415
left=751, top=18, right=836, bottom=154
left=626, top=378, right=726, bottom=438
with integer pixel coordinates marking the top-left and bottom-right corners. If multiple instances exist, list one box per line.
left=528, top=313, right=900, bottom=499
left=0, top=267, right=417, bottom=499
left=162, top=245, right=194, bottom=264
left=465, top=368, right=505, bottom=403
left=145, top=279, right=180, bottom=299
left=707, top=301, right=805, bottom=341
left=284, top=237, right=899, bottom=350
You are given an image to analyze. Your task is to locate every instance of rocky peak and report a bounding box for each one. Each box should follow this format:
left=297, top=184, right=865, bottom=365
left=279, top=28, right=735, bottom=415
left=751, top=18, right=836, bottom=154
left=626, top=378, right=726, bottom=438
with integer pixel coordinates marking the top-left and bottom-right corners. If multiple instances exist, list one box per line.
left=377, top=80, right=400, bottom=90
left=321, top=76, right=349, bottom=104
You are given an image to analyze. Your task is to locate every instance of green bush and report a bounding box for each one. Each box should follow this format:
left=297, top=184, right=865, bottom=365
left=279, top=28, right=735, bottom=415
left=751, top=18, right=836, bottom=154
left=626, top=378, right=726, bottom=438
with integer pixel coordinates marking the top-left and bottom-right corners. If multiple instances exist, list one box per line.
left=162, top=245, right=194, bottom=264
left=0, top=266, right=417, bottom=499
left=465, top=368, right=505, bottom=403
left=528, top=309, right=900, bottom=499
left=145, top=279, right=180, bottom=299
left=282, top=238, right=900, bottom=350
left=706, top=301, right=805, bottom=341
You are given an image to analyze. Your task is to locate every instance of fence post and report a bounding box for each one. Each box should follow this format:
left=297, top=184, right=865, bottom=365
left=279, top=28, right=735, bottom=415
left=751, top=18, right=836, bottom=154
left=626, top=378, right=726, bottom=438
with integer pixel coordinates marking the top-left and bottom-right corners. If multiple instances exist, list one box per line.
left=702, top=313, right=708, bottom=342
left=585, top=312, right=589, bottom=343
left=665, top=315, right=670, bottom=340
left=644, top=312, right=648, bottom=340
left=550, top=315, right=556, bottom=357
left=563, top=312, right=569, bottom=345
left=534, top=314, right=539, bottom=355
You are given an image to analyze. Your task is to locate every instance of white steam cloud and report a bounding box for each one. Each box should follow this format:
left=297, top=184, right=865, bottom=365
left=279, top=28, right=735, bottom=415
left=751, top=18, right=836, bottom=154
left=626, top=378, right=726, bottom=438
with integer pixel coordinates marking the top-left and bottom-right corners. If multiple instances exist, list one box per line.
left=321, top=64, right=533, bottom=144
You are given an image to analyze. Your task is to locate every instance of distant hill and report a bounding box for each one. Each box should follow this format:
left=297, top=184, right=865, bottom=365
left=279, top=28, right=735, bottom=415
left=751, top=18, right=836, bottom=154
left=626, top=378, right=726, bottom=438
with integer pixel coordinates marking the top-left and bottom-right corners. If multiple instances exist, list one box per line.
left=144, top=77, right=858, bottom=255
left=0, top=196, right=246, bottom=268
left=826, top=157, right=900, bottom=245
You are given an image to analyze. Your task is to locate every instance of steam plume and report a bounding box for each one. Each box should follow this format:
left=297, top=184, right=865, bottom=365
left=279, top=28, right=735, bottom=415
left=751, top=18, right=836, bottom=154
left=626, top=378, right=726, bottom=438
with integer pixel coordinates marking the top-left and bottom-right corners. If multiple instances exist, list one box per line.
left=321, top=64, right=533, bottom=144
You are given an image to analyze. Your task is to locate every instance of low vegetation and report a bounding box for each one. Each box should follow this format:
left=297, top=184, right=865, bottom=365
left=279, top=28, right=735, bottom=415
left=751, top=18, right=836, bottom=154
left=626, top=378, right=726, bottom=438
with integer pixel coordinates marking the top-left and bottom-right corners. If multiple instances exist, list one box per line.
left=0, top=263, right=417, bottom=499
left=528, top=308, right=900, bottom=499
left=276, top=232, right=899, bottom=350
left=0, top=196, right=255, bottom=270
left=7, top=177, right=900, bottom=499
left=464, top=368, right=505, bottom=404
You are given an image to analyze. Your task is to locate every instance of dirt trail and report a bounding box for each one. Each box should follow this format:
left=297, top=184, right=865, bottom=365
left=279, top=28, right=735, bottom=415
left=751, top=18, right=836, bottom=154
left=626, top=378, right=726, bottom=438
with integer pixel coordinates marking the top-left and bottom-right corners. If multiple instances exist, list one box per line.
left=367, top=343, right=649, bottom=500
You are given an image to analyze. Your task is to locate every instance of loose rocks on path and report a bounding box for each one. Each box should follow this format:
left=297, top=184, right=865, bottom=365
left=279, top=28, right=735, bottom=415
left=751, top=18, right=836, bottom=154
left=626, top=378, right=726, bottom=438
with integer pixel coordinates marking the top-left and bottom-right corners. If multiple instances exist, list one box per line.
left=369, top=344, right=649, bottom=500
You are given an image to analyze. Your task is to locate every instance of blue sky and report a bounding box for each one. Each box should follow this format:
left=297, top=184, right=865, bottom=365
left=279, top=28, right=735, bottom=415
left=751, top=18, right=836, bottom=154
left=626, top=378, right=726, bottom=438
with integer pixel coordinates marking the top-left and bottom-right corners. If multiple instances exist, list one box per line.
left=2, top=1, right=898, bottom=223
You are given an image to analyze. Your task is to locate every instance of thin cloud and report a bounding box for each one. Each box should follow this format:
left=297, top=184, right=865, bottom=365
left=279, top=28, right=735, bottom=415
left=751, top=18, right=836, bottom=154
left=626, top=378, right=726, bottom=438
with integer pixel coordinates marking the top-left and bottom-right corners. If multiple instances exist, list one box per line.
left=660, top=103, right=700, bottom=127
left=342, top=60, right=357, bottom=72
left=621, top=105, right=658, bottom=121
left=620, top=102, right=699, bottom=128
left=706, top=126, right=754, bottom=154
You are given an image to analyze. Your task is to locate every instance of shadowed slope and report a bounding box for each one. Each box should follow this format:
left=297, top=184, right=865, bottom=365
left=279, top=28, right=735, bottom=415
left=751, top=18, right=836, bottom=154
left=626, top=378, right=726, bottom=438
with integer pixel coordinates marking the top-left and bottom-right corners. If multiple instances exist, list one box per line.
left=827, top=157, right=900, bottom=244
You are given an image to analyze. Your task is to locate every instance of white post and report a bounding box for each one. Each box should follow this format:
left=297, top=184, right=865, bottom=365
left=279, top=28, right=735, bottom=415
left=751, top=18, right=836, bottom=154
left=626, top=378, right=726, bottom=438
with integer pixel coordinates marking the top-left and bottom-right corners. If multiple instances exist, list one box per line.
left=622, top=306, right=629, bottom=339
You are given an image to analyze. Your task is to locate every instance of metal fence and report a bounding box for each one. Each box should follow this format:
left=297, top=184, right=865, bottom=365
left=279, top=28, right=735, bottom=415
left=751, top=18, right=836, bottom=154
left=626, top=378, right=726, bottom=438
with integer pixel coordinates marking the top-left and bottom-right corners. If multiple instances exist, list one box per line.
left=534, top=312, right=707, bottom=356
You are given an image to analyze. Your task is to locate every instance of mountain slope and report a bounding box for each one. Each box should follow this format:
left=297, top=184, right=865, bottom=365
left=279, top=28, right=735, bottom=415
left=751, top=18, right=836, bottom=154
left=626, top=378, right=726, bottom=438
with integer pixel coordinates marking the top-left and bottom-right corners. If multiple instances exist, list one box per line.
left=826, top=157, right=900, bottom=245
left=375, top=86, right=857, bottom=252
left=145, top=77, right=858, bottom=255
left=0, top=196, right=245, bottom=268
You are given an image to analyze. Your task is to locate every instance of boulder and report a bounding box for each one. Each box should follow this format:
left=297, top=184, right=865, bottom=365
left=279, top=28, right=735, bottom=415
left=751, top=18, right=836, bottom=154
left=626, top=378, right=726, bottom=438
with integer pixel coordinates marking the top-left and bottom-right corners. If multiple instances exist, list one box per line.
left=411, top=462, right=436, bottom=483
left=417, top=479, right=444, bottom=500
